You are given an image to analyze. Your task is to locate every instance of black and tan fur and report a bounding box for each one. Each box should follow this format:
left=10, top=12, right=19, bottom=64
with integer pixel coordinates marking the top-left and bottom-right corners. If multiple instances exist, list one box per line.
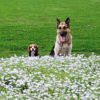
left=50, top=17, right=72, bottom=56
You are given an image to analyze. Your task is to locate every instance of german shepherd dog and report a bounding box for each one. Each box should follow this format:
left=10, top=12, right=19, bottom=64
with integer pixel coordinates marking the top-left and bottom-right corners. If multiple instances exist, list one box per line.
left=50, top=17, right=72, bottom=56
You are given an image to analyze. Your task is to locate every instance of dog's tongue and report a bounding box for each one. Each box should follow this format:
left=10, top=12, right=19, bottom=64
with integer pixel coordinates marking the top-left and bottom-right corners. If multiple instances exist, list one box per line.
left=31, top=51, right=34, bottom=54
left=61, top=37, right=66, bottom=42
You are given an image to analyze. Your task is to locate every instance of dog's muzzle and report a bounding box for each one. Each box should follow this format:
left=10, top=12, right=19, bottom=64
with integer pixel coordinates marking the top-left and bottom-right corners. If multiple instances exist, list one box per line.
left=30, top=47, right=36, bottom=54
left=60, top=32, right=67, bottom=37
left=30, top=47, right=35, bottom=51
left=60, top=32, right=67, bottom=42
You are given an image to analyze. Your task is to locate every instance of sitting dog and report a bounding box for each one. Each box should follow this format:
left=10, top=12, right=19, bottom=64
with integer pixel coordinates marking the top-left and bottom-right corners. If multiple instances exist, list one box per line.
left=28, top=44, right=39, bottom=57
left=50, top=17, right=72, bottom=56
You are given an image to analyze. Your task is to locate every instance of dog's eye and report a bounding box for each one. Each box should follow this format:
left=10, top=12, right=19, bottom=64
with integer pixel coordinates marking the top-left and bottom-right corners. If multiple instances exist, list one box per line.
left=58, top=27, right=61, bottom=29
left=63, top=26, right=67, bottom=29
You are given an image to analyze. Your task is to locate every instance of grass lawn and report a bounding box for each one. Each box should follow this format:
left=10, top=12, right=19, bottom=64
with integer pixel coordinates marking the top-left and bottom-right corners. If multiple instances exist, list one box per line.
left=0, top=0, right=100, bottom=57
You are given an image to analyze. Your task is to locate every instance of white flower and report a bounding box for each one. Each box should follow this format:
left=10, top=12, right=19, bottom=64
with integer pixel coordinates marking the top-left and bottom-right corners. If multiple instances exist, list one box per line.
left=73, top=94, right=77, bottom=99
left=0, top=54, right=99, bottom=99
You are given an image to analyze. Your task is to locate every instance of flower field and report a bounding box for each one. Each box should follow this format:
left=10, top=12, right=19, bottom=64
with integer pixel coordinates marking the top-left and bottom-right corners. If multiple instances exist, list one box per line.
left=0, top=54, right=100, bottom=100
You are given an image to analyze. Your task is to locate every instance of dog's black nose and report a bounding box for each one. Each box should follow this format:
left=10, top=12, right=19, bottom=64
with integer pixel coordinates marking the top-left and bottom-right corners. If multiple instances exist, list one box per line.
left=31, top=47, right=35, bottom=51
left=32, top=48, right=34, bottom=51
left=60, top=32, right=64, bottom=36
left=60, top=32, right=67, bottom=37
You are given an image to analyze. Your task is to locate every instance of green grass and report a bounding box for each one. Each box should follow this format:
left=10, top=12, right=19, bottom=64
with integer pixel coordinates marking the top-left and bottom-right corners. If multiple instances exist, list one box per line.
left=0, top=0, right=100, bottom=57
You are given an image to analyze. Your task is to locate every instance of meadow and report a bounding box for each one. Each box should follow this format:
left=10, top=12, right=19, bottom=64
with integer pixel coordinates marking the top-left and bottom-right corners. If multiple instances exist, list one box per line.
left=0, top=0, right=100, bottom=57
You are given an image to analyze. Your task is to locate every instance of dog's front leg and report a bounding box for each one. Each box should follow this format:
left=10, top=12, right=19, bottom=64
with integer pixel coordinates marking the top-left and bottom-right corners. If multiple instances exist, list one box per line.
left=54, top=43, right=61, bottom=56
left=67, top=44, right=72, bottom=56
left=54, top=49, right=59, bottom=56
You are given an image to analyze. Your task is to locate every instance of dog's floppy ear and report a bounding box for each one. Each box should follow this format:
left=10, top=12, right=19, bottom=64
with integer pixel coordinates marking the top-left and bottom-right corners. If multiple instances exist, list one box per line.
left=34, top=45, right=39, bottom=56
left=65, top=17, right=70, bottom=28
left=56, top=18, right=60, bottom=28
left=27, top=45, right=30, bottom=52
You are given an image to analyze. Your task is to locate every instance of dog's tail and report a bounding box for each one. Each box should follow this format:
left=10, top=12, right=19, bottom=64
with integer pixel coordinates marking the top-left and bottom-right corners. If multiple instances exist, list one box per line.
left=49, top=45, right=55, bottom=56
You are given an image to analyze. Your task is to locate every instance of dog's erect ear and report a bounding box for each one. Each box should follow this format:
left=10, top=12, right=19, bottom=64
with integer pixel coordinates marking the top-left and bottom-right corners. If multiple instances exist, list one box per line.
left=65, top=17, right=70, bottom=28
left=56, top=18, right=60, bottom=28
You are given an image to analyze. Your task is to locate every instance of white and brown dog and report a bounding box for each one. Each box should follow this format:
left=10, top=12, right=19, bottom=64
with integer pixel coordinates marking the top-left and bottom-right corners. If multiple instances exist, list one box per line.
left=28, top=44, right=39, bottom=57
left=50, top=17, right=72, bottom=56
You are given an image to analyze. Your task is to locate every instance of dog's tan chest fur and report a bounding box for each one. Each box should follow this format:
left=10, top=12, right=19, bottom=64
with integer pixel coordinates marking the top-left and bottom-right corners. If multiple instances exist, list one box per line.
left=61, top=43, right=72, bottom=55
left=55, top=40, right=72, bottom=56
